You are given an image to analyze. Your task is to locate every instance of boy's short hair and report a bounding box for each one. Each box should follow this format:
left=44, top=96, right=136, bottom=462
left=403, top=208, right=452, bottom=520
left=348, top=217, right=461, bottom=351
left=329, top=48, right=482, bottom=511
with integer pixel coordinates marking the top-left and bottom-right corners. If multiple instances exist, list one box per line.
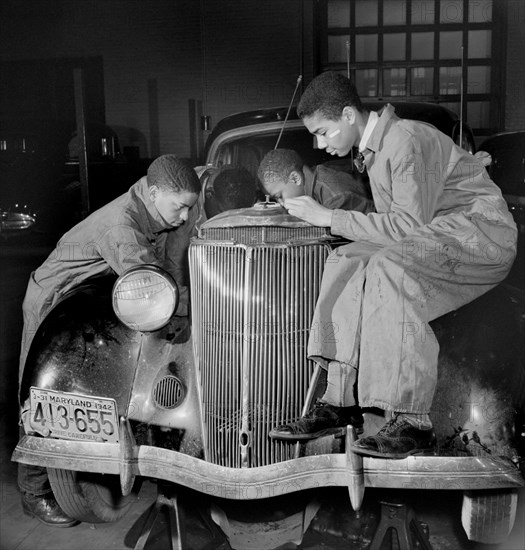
left=257, top=149, right=304, bottom=192
left=297, top=71, right=364, bottom=121
left=205, top=165, right=257, bottom=218
left=147, top=154, right=201, bottom=194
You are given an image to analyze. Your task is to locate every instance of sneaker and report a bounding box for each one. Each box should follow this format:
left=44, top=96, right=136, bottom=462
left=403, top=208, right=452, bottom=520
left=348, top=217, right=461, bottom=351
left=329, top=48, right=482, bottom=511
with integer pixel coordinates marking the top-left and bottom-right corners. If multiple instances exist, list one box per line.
left=269, top=400, right=364, bottom=441
left=350, top=415, right=436, bottom=459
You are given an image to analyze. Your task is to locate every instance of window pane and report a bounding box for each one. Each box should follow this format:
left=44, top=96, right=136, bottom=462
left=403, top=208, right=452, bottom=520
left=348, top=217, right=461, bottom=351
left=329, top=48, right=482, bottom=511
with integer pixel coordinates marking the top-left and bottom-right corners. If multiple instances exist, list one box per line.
left=355, top=0, right=378, bottom=27
left=468, top=66, right=491, bottom=94
left=411, top=1, right=436, bottom=25
left=383, top=68, right=406, bottom=96
left=469, top=0, right=492, bottom=23
left=411, top=32, right=434, bottom=60
left=328, top=35, right=350, bottom=63
left=469, top=30, right=491, bottom=59
left=439, top=66, right=462, bottom=94
left=411, top=67, right=434, bottom=95
left=440, top=0, right=464, bottom=24
left=355, top=69, right=377, bottom=97
left=468, top=101, right=491, bottom=128
left=356, top=34, right=378, bottom=62
left=383, top=0, right=406, bottom=25
left=383, top=33, right=406, bottom=61
left=439, top=31, right=463, bottom=59
left=328, top=0, right=351, bottom=28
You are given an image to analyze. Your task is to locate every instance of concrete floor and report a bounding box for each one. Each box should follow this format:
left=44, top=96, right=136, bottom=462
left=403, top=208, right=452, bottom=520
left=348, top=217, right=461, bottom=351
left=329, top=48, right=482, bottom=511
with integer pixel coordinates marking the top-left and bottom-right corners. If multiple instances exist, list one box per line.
left=1, top=232, right=524, bottom=550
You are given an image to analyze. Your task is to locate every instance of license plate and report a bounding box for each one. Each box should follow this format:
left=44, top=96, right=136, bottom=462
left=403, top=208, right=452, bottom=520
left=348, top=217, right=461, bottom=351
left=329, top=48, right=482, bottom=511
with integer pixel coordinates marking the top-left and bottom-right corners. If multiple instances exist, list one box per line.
left=29, top=388, right=119, bottom=443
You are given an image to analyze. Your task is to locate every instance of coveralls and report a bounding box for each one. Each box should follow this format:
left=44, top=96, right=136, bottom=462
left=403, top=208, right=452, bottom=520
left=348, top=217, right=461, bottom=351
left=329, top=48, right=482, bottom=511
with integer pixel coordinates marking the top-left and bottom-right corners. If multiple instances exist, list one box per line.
left=18, top=176, right=198, bottom=495
left=306, top=164, right=375, bottom=213
left=308, top=105, right=517, bottom=414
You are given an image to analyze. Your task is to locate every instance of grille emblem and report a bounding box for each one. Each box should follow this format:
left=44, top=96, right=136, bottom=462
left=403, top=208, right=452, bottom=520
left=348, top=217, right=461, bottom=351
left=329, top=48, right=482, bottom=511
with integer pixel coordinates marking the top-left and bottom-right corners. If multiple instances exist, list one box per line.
left=153, top=375, right=185, bottom=409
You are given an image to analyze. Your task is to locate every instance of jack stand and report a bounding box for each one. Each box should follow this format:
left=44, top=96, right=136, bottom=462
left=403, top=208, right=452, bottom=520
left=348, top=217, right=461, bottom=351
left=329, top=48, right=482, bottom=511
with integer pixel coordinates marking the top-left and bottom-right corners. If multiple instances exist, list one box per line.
left=134, top=483, right=186, bottom=550
left=369, top=499, right=433, bottom=550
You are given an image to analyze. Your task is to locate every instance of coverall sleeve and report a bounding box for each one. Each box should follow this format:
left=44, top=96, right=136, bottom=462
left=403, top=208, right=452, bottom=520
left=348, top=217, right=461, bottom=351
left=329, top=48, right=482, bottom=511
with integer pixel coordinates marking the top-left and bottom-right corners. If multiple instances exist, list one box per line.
left=323, top=193, right=375, bottom=214
left=315, top=167, right=375, bottom=214
left=162, top=204, right=201, bottom=316
left=96, top=222, right=193, bottom=316
left=163, top=203, right=200, bottom=287
left=330, top=135, right=443, bottom=245
left=96, top=224, right=164, bottom=276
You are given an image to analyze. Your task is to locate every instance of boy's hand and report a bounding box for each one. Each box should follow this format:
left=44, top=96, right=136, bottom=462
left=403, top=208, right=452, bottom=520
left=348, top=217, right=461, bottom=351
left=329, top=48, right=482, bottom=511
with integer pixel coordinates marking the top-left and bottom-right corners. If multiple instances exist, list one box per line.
left=284, top=196, right=332, bottom=227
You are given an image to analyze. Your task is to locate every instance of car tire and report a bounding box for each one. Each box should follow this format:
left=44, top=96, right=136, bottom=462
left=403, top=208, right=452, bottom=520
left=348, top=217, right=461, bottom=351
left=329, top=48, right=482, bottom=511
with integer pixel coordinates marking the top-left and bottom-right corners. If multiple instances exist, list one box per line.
left=461, top=489, right=518, bottom=544
left=48, top=468, right=138, bottom=523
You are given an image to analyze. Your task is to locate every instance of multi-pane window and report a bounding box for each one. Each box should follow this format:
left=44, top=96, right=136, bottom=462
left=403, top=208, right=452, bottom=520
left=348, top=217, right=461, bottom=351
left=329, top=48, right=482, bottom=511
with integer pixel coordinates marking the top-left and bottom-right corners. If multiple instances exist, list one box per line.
left=321, top=0, right=501, bottom=133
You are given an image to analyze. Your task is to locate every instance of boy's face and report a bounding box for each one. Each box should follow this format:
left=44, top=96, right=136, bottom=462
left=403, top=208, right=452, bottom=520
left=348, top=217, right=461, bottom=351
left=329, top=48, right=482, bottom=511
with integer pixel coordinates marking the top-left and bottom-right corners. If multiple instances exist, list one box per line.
left=150, top=187, right=198, bottom=227
left=263, top=172, right=304, bottom=202
left=302, top=108, right=358, bottom=157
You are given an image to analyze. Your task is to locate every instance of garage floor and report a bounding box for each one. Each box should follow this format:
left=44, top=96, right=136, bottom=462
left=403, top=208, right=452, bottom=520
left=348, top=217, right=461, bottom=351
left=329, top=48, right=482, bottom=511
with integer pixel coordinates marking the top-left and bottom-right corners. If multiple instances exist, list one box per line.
left=1, top=234, right=524, bottom=550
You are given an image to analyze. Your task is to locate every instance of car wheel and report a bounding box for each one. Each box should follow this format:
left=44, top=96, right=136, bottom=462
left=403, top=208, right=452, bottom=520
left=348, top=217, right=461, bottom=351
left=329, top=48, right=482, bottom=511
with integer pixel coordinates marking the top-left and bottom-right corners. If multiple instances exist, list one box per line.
left=48, top=468, right=138, bottom=523
left=461, top=489, right=518, bottom=544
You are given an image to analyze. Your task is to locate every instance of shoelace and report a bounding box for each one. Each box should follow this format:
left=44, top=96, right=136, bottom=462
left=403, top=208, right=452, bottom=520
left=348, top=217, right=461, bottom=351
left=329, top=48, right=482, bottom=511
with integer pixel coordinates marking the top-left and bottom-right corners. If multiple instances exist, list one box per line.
left=377, top=415, right=405, bottom=435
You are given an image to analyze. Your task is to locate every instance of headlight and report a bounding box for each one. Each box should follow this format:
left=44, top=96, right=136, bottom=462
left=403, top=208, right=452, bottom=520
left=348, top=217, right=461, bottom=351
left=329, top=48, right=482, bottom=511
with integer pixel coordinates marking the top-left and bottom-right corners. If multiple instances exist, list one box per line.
left=112, top=265, right=179, bottom=331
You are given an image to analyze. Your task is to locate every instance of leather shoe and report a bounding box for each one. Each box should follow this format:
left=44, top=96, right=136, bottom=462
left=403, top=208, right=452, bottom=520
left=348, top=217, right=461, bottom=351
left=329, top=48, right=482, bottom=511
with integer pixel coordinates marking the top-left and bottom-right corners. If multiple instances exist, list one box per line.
left=21, top=492, right=79, bottom=528
left=351, top=415, right=436, bottom=459
left=269, top=400, right=364, bottom=441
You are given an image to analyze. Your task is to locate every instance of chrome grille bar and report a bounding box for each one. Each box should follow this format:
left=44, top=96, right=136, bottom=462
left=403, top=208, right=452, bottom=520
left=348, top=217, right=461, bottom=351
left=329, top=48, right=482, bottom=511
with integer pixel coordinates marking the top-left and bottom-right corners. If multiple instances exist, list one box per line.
left=190, top=240, right=330, bottom=467
left=199, top=225, right=330, bottom=244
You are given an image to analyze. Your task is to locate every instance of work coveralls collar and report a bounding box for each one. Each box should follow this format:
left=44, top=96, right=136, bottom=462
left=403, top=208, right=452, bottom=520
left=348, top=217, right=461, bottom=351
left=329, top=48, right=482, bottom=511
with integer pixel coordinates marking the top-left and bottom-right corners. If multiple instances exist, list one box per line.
left=362, top=103, right=397, bottom=156
left=303, top=166, right=316, bottom=197
left=134, top=177, right=174, bottom=234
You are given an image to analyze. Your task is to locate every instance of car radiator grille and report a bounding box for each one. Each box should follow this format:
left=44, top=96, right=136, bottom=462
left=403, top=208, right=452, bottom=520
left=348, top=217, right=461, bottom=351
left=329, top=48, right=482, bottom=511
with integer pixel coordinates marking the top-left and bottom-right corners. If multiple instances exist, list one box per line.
left=189, top=237, right=330, bottom=468
left=199, top=225, right=329, bottom=244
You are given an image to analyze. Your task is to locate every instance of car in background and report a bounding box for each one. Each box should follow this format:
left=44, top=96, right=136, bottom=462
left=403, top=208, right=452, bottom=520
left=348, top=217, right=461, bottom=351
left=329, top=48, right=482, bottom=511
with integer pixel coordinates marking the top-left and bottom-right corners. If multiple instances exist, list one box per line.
left=0, top=118, right=127, bottom=240
left=478, top=130, right=525, bottom=237
left=197, top=101, right=476, bottom=194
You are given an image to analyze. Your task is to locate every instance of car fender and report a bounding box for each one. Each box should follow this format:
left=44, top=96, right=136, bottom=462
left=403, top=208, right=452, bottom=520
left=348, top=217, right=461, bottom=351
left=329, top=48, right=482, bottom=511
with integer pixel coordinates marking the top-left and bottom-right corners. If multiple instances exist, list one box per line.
left=20, top=282, right=141, bottom=414
left=125, top=315, right=204, bottom=456
left=20, top=278, right=204, bottom=456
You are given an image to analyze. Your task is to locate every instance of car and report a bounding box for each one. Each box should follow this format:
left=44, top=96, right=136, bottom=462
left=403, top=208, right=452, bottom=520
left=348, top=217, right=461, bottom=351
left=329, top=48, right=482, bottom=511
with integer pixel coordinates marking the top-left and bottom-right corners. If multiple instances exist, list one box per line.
left=197, top=101, right=475, bottom=194
left=196, top=101, right=477, bottom=226
left=0, top=118, right=130, bottom=240
left=12, top=104, right=523, bottom=549
left=476, top=130, right=525, bottom=290
left=477, top=130, right=525, bottom=237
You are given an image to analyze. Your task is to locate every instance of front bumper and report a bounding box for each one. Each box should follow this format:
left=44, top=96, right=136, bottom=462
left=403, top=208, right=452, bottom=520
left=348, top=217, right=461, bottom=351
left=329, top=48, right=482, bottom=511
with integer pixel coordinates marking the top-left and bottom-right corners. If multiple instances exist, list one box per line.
left=12, top=423, right=523, bottom=511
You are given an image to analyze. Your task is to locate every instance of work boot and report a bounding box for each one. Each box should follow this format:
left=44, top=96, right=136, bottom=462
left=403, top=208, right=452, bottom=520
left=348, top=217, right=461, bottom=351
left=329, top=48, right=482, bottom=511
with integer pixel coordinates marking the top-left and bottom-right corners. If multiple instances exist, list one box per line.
left=269, top=400, right=364, bottom=441
left=350, top=414, right=436, bottom=459
left=21, top=491, right=78, bottom=527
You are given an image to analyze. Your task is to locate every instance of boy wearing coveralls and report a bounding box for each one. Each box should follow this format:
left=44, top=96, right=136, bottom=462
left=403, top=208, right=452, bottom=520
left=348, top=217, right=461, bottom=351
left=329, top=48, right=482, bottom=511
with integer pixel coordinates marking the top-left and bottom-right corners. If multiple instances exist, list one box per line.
left=258, top=147, right=375, bottom=214
left=270, top=72, right=517, bottom=458
left=18, top=155, right=201, bottom=526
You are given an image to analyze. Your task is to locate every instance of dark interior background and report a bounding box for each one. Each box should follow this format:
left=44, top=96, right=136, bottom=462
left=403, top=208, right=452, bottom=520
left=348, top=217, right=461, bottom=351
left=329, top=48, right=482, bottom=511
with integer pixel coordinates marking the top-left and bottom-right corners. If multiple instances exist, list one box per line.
left=1, top=0, right=523, bottom=165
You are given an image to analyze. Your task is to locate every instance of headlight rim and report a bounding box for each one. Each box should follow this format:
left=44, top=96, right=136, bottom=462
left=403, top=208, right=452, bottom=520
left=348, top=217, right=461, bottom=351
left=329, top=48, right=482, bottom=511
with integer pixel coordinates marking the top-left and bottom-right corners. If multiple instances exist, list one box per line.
left=112, top=264, right=179, bottom=332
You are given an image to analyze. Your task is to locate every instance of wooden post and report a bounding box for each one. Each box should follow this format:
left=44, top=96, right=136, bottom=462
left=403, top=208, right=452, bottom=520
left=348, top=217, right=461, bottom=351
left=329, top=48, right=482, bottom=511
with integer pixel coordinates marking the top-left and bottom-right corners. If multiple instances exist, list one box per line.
left=73, top=68, right=90, bottom=218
